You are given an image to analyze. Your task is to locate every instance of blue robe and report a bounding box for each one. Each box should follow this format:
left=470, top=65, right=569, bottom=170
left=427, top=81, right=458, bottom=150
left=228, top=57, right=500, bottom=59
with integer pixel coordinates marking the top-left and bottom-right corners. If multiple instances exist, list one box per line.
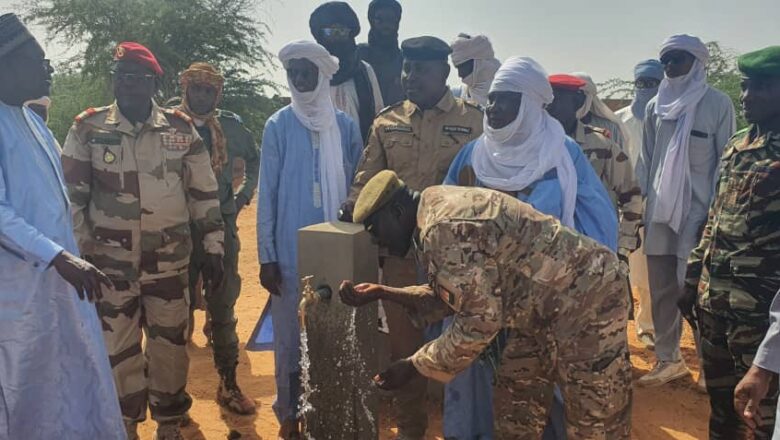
left=0, top=102, right=124, bottom=439
left=438, top=137, right=618, bottom=439
left=257, top=106, right=363, bottom=423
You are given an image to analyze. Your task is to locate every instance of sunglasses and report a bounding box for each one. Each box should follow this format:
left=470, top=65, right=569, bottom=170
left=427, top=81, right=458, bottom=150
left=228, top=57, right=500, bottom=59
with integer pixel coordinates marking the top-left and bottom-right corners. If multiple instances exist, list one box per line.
left=635, top=78, right=661, bottom=89
left=321, top=26, right=351, bottom=39
left=660, top=53, right=690, bottom=66
left=112, top=71, right=156, bottom=85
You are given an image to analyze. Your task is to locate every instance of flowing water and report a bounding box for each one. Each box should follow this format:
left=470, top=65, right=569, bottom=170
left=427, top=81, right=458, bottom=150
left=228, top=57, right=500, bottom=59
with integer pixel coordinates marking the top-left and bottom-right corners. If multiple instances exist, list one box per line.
left=298, top=276, right=317, bottom=440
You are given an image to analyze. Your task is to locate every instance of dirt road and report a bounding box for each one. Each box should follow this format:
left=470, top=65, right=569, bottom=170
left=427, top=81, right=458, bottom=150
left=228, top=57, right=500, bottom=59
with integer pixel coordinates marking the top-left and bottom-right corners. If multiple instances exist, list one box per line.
left=138, top=204, right=710, bottom=439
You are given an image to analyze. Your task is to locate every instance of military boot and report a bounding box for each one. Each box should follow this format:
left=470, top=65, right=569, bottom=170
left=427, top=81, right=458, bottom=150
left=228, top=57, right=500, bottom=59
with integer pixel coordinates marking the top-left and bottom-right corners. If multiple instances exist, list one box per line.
left=153, top=421, right=183, bottom=440
left=216, top=366, right=257, bottom=415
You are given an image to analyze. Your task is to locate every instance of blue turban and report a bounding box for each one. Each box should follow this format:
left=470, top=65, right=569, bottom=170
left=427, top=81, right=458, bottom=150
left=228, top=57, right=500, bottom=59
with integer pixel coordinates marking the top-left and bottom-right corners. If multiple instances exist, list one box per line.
left=634, top=59, right=664, bottom=81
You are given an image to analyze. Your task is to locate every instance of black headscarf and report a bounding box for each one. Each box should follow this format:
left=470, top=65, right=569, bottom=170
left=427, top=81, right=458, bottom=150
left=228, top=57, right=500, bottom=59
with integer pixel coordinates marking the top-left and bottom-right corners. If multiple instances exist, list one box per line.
left=0, top=14, right=34, bottom=59
left=368, top=0, right=402, bottom=21
left=310, top=2, right=376, bottom=142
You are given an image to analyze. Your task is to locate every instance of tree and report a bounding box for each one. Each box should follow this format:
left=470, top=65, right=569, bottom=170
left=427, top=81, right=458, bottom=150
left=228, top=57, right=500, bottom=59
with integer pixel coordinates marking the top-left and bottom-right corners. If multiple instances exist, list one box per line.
left=25, top=0, right=282, bottom=138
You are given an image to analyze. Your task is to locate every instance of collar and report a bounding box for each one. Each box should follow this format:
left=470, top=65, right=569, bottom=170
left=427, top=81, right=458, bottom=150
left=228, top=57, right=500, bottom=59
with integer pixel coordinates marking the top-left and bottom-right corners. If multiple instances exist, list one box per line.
left=405, top=88, right=455, bottom=117
left=104, top=100, right=169, bottom=135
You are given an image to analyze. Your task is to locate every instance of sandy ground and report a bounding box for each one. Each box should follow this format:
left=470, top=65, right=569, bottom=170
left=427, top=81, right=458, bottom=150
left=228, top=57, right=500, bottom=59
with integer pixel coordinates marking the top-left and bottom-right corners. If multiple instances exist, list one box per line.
left=137, top=204, right=710, bottom=440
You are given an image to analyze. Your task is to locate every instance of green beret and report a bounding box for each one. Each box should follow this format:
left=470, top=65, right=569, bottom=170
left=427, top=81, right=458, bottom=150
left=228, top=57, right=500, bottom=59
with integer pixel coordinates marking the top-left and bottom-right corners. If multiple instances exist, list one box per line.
left=401, top=36, right=452, bottom=61
left=738, top=46, right=780, bottom=77
left=353, top=170, right=406, bottom=223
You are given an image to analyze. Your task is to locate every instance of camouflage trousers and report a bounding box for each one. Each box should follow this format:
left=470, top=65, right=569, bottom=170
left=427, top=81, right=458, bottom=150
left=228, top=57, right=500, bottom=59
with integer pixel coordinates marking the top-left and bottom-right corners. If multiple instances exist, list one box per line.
left=189, top=213, right=241, bottom=374
left=97, top=270, right=192, bottom=423
left=494, top=286, right=632, bottom=439
left=699, top=309, right=778, bottom=439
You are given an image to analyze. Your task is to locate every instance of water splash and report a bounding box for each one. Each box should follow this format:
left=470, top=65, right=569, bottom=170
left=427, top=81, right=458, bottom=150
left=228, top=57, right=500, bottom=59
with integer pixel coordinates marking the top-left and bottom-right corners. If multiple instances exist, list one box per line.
left=345, top=307, right=376, bottom=431
left=298, top=276, right=317, bottom=439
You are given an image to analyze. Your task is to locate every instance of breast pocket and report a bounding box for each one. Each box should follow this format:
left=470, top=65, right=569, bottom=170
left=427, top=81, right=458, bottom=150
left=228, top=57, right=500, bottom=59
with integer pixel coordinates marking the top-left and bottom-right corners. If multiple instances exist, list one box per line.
left=384, top=135, right=415, bottom=171
left=90, top=143, right=124, bottom=192
left=688, top=131, right=714, bottom=170
left=163, top=148, right=187, bottom=183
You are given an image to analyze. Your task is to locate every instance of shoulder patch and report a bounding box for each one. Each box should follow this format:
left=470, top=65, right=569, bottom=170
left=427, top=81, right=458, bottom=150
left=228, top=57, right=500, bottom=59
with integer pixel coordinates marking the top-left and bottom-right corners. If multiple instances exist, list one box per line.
left=74, top=106, right=110, bottom=124
left=163, top=108, right=193, bottom=124
left=218, top=109, right=243, bottom=124
left=376, top=101, right=404, bottom=116
left=585, top=125, right=611, bottom=139
left=462, top=100, right=483, bottom=112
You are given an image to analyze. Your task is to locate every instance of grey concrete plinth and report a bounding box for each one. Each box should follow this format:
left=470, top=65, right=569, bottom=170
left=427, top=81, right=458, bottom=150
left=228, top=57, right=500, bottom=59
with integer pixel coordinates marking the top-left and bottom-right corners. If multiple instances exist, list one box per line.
left=298, top=222, right=379, bottom=440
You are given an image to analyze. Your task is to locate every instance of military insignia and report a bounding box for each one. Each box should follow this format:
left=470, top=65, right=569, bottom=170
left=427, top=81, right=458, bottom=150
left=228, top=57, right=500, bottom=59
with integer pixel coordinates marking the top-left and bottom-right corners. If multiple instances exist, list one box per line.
left=103, top=147, right=117, bottom=164
left=383, top=125, right=413, bottom=133
left=434, top=274, right=463, bottom=312
left=443, top=125, right=472, bottom=135
left=161, top=128, right=192, bottom=151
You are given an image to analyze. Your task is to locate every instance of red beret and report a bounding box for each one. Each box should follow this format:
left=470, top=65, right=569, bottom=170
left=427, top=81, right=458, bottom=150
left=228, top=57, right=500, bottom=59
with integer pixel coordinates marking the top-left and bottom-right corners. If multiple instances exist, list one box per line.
left=548, top=74, right=586, bottom=91
left=114, top=42, right=163, bottom=76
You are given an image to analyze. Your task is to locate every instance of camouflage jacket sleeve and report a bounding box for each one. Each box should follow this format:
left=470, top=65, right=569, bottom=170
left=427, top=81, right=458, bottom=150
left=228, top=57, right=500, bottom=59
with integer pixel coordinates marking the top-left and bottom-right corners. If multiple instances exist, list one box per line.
left=184, top=134, right=225, bottom=255
left=234, top=123, right=260, bottom=203
left=347, top=123, right=387, bottom=203
left=60, top=123, right=94, bottom=255
left=409, top=223, right=503, bottom=383
left=604, top=137, right=643, bottom=257
left=392, top=284, right=454, bottom=329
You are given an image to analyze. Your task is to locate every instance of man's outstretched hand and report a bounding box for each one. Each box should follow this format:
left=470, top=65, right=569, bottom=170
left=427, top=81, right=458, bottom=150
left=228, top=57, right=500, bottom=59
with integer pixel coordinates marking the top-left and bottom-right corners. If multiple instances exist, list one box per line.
left=51, top=250, right=112, bottom=302
left=373, top=358, right=420, bottom=391
left=338, top=200, right=355, bottom=222
left=339, top=280, right=383, bottom=307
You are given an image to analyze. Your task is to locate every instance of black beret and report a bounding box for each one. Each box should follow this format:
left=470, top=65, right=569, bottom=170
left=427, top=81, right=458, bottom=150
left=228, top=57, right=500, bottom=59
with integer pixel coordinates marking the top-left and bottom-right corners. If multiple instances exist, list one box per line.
left=0, top=13, right=34, bottom=59
left=738, top=46, right=780, bottom=78
left=368, top=0, right=402, bottom=20
left=309, top=2, right=361, bottom=39
left=401, top=36, right=452, bottom=62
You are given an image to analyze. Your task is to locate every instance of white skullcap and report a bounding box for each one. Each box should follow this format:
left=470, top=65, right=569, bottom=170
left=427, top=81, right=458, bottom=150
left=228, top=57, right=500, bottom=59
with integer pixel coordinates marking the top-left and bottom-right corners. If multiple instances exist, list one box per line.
left=278, top=40, right=340, bottom=79
left=489, top=56, right=553, bottom=105
left=660, top=34, right=710, bottom=65
left=451, top=34, right=495, bottom=66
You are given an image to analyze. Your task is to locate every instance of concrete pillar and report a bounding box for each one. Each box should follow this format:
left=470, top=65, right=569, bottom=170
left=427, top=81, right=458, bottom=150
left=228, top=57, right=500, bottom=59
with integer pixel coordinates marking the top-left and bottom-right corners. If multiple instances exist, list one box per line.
left=298, top=222, right=379, bottom=440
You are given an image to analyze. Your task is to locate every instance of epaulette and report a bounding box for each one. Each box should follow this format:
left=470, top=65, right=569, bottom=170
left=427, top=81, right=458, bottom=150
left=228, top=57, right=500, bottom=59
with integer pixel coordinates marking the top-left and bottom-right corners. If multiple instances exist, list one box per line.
left=163, top=108, right=193, bottom=124
left=218, top=109, right=243, bottom=124
left=462, top=100, right=483, bottom=112
left=74, top=106, right=110, bottom=124
left=585, top=125, right=611, bottom=139
left=376, top=101, right=404, bottom=116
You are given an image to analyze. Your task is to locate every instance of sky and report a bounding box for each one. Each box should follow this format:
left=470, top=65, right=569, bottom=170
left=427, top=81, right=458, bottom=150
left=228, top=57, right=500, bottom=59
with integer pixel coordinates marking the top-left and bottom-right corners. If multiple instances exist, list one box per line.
left=3, top=0, right=779, bottom=90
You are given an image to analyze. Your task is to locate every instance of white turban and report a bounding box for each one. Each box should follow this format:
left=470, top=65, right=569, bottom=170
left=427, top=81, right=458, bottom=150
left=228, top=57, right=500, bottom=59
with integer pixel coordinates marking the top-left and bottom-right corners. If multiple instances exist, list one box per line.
left=451, top=34, right=495, bottom=66
left=660, top=34, right=710, bottom=65
left=278, top=40, right=345, bottom=221
left=471, top=56, right=577, bottom=228
left=450, top=34, right=501, bottom=107
left=572, top=71, right=630, bottom=147
left=651, top=34, right=710, bottom=232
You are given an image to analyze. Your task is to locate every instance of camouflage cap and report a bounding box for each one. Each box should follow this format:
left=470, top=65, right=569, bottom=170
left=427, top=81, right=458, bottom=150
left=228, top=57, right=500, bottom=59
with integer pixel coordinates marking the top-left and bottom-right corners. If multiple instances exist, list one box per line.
left=353, top=170, right=406, bottom=223
left=738, top=46, right=780, bottom=77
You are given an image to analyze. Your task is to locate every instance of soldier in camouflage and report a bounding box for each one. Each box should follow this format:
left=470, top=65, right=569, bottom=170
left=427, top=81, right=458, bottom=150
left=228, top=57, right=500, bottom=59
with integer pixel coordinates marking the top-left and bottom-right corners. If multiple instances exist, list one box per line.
left=177, top=62, right=259, bottom=415
left=61, top=43, right=224, bottom=440
left=340, top=171, right=632, bottom=439
left=682, top=46, right=780, bottom=439
left=548, top=74, right=643, bottom=262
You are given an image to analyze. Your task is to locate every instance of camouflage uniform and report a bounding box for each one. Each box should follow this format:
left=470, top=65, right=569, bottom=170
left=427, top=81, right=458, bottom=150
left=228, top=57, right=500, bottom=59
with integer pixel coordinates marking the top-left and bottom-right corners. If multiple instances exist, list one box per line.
left=61, top=102, right=224, bottom=423
left=686, top=127, right=780, bottom=439
left=574, top=122, right=642, bottom=258
left=348, top=90, right=483, bottom=438
left=406, top=186, right=632, bottom=439
left=186, top=109, right=259, bottom=374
